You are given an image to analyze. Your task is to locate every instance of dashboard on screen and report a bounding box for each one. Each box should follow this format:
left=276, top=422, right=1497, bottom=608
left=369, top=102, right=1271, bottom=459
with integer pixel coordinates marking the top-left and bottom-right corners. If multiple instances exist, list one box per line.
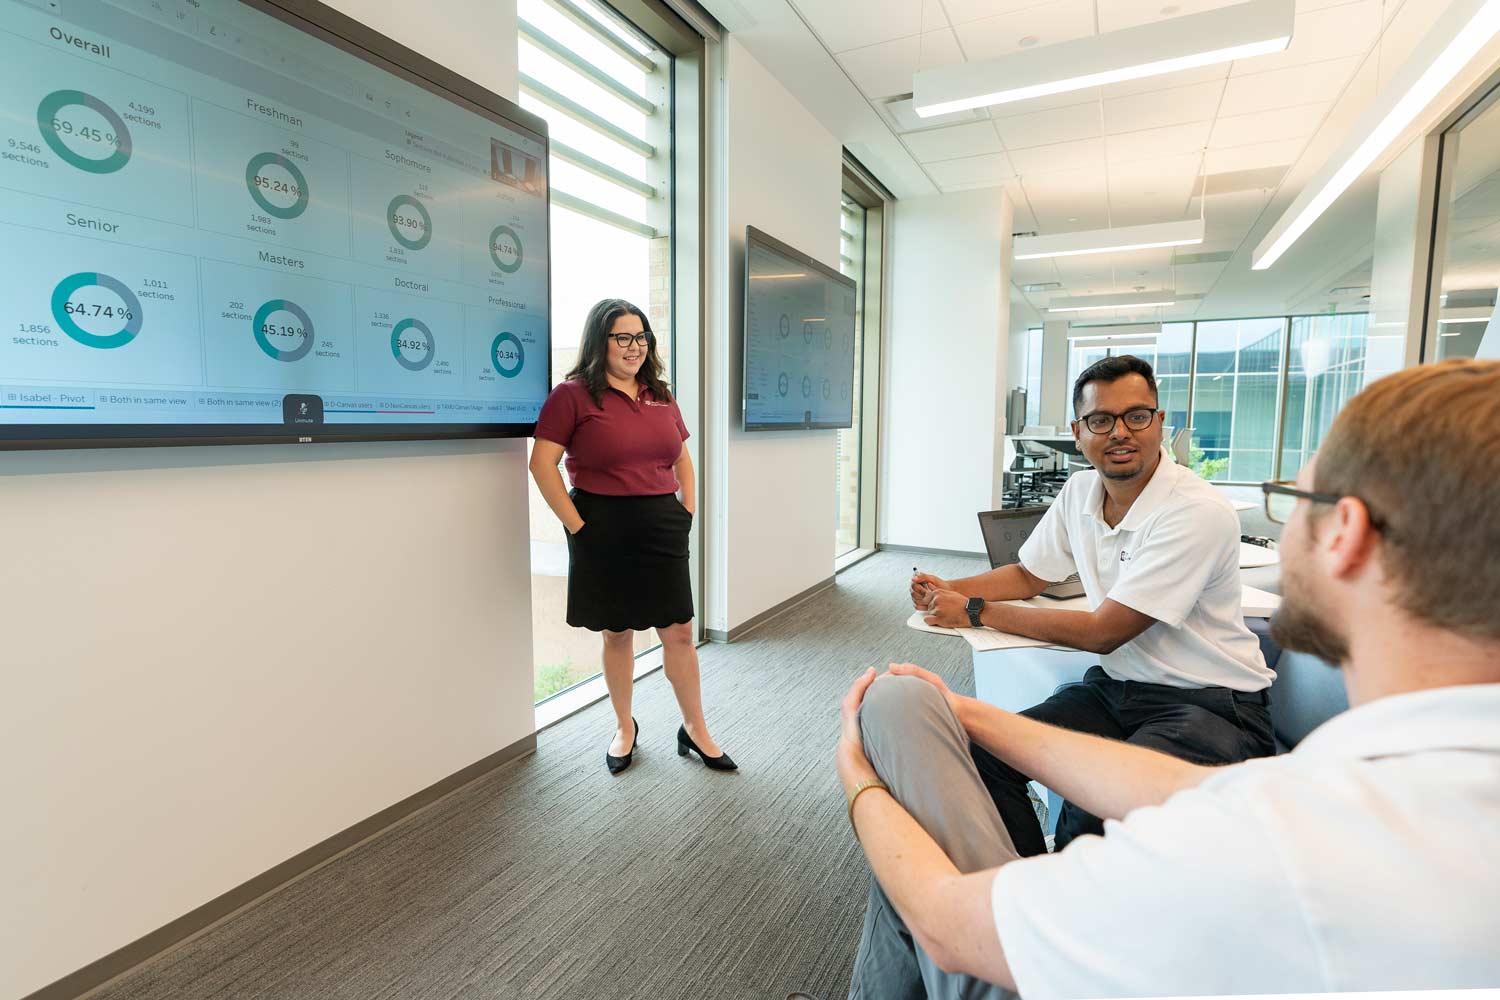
left=0, top=0, right=550, bottom=448
left=742, top=226, right=856, bottom=431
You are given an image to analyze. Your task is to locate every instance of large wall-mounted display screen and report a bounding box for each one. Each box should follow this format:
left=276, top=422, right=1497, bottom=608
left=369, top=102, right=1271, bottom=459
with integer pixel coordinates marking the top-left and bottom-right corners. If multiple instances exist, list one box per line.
left=742, top=226, right=856, bottom=431
left=0, top=0, right=550, bottom=448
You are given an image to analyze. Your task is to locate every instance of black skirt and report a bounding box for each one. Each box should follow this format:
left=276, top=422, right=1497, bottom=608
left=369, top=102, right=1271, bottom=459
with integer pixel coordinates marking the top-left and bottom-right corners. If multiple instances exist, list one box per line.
left=566, top=488, right=695, bottom=632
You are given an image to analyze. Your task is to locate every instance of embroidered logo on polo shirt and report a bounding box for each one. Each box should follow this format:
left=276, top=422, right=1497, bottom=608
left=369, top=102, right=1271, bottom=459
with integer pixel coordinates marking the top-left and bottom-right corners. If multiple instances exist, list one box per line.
left=643, top=400, right=670, bottom=407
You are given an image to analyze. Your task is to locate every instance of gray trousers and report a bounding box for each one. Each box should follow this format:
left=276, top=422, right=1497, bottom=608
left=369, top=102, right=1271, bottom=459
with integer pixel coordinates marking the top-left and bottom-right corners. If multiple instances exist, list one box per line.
left=848, top=674, right=1020, bottom=1000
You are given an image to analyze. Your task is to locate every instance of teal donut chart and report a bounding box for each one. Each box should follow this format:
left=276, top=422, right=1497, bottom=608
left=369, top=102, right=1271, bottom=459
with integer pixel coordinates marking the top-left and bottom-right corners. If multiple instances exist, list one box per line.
left=391, top=317, right=434, bottom=371
left=37, top=89, right=133, bottom=174
left=488, top=225, right=523, bottom=273
left=51, top=272, right=144, bottom=349
left=491, top=331, right=524, bottom=378
left=245, top=152, right=310, bottom=220
left=388, top=195, right=432, bottom=250
left=253, top=299, right=315, bottom=362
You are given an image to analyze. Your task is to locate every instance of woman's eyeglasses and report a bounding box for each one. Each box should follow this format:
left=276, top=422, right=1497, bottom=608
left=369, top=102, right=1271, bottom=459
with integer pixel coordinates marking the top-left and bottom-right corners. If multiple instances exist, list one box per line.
left=610, top=333, right=650, bottom=348
left=1076, top=407, right=1158, bottom=436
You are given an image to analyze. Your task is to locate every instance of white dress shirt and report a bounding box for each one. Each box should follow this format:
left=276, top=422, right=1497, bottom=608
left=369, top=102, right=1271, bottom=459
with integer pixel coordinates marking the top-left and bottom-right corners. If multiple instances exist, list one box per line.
left=1017, top=448, right=1272, bottom=691
left=991, top=684, right=1500, bottom=998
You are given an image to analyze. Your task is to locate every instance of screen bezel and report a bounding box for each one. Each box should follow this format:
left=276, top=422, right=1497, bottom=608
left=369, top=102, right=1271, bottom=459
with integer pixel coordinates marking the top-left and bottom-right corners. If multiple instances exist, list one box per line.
left=0, top=0, right=551, bottom=451
left=741, top=224, right=857, bottom=432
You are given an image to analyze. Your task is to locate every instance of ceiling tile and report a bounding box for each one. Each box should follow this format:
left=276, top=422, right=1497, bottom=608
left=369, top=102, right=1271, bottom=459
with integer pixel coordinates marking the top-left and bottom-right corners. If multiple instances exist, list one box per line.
left=1200, top=137, right=1307, bottom=174
left=993, top=102, right=1102, bottom=150
left=1376, top=0, right=1451, bottom=88
left=1108, top=153, right=1203, bottom=200
left=1103, top=80, right=1224, bottom=134
left=1104, top=121, right=1211, bottom=163
left=795, top=0, right=949, bottom=53
left=1097, top=0, right=1242, bottom=34
left=1009, top=137, right=1108, bottom=175
left=1209, top=102, right=1329, bottom=148
left=1019, top=166, right=1111, bottom=230
left=1228, top=0, right=1383, bottom=76
left=835, top=28, right=963, bottom=100
left=1218, top=56, right=1360, bottom=117
left=925, top=152, right=1016, bottom=188
left=956, top=0, right=1096, bottom=62
left=943, top=0, right=1077, bottom=26
left=903, top=120, right=1007, bottom=161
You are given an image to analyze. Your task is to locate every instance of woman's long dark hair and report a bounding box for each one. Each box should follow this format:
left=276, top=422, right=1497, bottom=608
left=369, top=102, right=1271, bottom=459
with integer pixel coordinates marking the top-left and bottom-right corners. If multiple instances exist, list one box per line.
left=566, top=298, right=673, bottom=408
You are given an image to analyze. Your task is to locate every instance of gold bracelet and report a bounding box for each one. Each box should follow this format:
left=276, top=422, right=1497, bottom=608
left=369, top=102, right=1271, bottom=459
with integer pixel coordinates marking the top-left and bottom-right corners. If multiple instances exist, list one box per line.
left=846, top=779, right=889, bottom=834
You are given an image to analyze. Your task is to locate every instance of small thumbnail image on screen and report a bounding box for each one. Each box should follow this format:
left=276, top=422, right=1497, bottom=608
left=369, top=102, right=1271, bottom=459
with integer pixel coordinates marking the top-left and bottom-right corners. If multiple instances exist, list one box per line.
left=491, top=140, right=545, bottom=195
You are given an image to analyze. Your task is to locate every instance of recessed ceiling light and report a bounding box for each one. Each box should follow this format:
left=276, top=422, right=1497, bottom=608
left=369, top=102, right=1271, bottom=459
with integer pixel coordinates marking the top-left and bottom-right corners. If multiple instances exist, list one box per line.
left=1022, top=281, right=1064, bottom=292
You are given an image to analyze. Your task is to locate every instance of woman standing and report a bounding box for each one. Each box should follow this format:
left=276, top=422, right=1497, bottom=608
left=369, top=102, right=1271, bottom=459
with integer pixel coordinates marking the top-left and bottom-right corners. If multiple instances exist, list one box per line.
left=530, top=298, right=735, bottom=775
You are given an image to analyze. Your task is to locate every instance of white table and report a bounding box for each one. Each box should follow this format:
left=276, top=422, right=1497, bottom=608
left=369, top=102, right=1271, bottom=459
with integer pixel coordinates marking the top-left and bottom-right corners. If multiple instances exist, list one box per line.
left=1008, top=434, right=1081, bottom=457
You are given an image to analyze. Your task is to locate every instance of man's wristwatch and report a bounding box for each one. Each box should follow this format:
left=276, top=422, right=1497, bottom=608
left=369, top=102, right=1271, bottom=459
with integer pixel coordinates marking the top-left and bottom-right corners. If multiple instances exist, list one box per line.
left=965, top=596, right=986, bottom=628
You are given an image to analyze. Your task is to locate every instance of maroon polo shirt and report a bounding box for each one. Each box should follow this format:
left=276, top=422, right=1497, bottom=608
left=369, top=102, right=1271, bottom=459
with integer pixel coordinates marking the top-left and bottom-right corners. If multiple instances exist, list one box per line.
left=534, top=378, right=689, bottom=496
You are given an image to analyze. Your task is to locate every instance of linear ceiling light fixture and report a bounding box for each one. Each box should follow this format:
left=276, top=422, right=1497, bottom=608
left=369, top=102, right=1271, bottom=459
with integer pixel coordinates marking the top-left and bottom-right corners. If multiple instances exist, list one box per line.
left=1048, top=291, right=1177, bottom=314
left=912, top=0, right=1293, bottom=117
left=1014, top=219, right=1205, bottom=261
left=1254, top=0, right=1500, bottom=270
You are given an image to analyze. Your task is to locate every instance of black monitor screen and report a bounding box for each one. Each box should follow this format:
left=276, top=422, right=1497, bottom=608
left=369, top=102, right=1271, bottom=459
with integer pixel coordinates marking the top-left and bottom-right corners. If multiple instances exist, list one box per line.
left=742, top=226, right=856, bottom=431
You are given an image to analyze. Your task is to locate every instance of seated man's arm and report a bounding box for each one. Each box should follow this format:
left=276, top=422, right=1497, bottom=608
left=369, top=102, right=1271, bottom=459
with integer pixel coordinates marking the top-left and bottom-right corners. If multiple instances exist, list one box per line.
left=947, top=563, right=1052, bottom=602
left=889, top=663, right=1214, bottom=820
left=953, top=688, right=1213, bottom=819
left=981, top=597, right=1153, bottom=653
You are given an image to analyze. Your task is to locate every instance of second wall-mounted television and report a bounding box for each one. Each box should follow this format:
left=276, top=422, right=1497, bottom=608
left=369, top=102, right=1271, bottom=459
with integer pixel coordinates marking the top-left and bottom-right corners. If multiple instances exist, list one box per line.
left=742, top=225, right=856, bottom=431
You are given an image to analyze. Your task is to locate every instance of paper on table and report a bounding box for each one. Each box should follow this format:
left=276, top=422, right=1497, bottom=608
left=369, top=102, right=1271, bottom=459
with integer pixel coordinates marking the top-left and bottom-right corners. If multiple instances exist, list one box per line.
left=905, top=605, right=1061, bottom=651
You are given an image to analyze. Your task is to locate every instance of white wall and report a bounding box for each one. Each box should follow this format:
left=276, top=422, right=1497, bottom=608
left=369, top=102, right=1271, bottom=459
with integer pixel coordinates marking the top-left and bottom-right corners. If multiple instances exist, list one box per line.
left=706, top=39, right=843, bottom=632
left=2, top=3, right=529, bottom=997
left=881, top=187, right=1013, bottom=553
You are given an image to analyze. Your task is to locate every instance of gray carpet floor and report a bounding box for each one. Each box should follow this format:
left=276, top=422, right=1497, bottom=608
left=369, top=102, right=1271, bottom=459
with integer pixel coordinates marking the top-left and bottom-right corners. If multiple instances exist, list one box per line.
left=92, top=550, right=989, bottom=1000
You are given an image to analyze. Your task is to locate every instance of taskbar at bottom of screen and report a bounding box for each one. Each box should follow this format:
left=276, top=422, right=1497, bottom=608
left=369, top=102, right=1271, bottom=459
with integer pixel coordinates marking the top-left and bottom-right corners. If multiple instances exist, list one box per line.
left=0, top=386, right=542, bottom=425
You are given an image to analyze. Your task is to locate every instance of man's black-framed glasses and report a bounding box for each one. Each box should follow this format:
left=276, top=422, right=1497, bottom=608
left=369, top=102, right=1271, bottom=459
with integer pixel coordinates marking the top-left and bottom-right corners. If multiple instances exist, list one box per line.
left=610, top=332, right=650, bottom=348
left=1076, top=406, right=1158, bottom=436
left=1261, top=480, right=1344, bottom=524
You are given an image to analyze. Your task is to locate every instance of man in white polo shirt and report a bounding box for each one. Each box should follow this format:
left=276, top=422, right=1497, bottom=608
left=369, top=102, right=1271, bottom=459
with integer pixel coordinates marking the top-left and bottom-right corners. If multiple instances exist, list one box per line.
left=821, top=359, right=1500, bottom=1000
left=912, top=354, right=1273, bottom=856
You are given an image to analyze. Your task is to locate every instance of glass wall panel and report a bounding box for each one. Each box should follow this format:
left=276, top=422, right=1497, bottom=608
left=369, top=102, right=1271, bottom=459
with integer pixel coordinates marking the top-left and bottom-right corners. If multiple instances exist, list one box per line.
left=1187, top=318, right=1284, bottom=481
left=1279, top=313, right=1369, bottom=479
left=1025, top=328, right=1043, bottom=427
left=1429, top=89, right=1500, bottom=362
left=835, top=192, right=866, bottom=557
left=518, top=0, right=686, bottom=703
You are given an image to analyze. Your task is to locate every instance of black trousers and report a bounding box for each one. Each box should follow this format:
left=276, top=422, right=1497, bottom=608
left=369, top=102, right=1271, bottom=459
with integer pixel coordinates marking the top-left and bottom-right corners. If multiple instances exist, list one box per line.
left=975, top=666, right=1277, bottom=856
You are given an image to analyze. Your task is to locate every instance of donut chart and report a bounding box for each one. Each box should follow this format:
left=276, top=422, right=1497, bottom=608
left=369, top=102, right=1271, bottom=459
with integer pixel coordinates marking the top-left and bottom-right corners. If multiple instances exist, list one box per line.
left=37, top=89, right=133, bottom=174
left=245, top=151, right=310, bottom=220
left=491, top=331, right=524, bottom=378
left=488, top=225, right=523, bottom=273
left=390, top=317, right=434, bottom=371
left=387, top=194, right=432, bottom=251
left=252, top=298, right=315, bottom=362
left=51, top=272, right=143, bottom=349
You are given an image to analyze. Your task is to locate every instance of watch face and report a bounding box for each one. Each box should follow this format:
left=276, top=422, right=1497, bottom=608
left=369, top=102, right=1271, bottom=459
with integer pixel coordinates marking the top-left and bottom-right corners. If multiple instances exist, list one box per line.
left=966, top=597, right=985, bottom=612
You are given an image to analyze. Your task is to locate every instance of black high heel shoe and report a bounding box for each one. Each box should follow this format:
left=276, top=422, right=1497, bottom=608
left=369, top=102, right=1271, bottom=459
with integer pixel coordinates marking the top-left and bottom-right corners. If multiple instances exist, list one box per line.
left=677, top=724, right=737, bottom=771
left=606, top=717, right=638, bottom=775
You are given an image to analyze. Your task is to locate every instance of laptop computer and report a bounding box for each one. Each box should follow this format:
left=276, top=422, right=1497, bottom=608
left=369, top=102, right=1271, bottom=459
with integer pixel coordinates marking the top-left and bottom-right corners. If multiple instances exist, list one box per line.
left=976, top=506, right=1086, bottom=599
